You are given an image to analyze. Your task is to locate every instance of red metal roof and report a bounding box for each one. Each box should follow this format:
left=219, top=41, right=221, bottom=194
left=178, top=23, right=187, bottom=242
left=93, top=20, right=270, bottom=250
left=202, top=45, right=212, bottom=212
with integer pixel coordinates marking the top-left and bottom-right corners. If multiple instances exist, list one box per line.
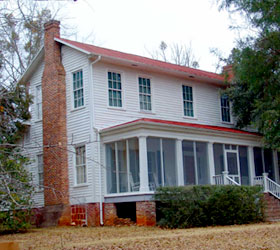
left=102, top=118, right=259, bottom=136
left=57, top=37, right=224, bottom=82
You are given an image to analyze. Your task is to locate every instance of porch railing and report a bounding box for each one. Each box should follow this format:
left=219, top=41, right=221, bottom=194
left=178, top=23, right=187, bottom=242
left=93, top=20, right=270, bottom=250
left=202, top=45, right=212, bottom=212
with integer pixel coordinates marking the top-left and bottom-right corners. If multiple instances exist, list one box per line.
left=213, top=171, right=240, bottom=186
left=255, top=173, right=280, bottom=200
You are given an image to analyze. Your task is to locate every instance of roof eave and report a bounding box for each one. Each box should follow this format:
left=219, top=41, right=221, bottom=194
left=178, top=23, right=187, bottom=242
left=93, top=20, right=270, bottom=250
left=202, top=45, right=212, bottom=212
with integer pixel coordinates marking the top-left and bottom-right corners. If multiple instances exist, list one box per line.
left=100, top=119, right=261, bottom=141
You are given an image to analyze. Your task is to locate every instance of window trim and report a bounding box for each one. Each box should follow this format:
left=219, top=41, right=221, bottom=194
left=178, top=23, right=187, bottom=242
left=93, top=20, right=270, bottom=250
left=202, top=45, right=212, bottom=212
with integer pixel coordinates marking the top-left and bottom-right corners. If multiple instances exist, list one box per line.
left=72, top=69, right=85, bottom=110
left=182, top=83, right=197, bottom=119
left=220, top=93, right=233, bottom=124
left=35, top=84, right=42, bottom=122
left=137, top=75, right=154, bottom=113
left=74, top=144, right=88, bottom=186
left=107, top=70, right=125, bottom=110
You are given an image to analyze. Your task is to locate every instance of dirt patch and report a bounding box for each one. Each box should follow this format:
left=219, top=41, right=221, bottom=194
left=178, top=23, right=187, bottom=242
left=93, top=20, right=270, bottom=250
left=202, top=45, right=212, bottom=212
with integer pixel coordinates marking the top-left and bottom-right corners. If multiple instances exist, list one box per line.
left=0, top=222, right=279, bottom=249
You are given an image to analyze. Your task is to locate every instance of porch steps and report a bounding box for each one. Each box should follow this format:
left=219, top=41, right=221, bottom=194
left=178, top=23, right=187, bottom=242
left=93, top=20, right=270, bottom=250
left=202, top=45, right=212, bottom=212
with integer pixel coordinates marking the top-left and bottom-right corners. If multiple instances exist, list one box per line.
left=264, top=193, right=280, bottom=221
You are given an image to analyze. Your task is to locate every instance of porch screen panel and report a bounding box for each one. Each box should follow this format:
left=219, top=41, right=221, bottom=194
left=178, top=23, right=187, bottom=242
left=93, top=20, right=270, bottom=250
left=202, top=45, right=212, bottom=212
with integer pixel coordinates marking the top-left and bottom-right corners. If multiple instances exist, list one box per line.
left=106, top=143, right=117, bottom=194
left=129, top=138, right=140, bottom=191
left=213, top=143, right=224, bottom=175
left=117, top=141, right=128, bottom=192
left=239, top=146, right=249, bottom=185
left=162, top=139, right=177, bottom=187
left=253, top=147, right=263, bottom=177
left=264, top=149, right=275, bottom=180
left=196, top=142, right=209, bottom=185
left=147, top=137, right=162, bottom=190
left=182, top=140, right=195, bottom=185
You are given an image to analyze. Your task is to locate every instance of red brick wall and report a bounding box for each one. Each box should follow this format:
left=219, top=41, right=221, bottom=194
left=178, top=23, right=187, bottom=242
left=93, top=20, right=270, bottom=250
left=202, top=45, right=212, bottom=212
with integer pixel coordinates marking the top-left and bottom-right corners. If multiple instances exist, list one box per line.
left=71, top=203, right=100, bottom=226
left=104, top=203, right=117, bottom=226
left=263, top=193, right=280, bottom=221
left=42, top=20, right=69, bottom=206
left=136, top=201, right=156, bottom=226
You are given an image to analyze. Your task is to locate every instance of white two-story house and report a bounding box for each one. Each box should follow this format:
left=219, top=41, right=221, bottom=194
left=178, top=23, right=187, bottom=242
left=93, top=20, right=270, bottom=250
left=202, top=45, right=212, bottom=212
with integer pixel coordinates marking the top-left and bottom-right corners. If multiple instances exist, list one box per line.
left=20, top=20, right=280, bottom=227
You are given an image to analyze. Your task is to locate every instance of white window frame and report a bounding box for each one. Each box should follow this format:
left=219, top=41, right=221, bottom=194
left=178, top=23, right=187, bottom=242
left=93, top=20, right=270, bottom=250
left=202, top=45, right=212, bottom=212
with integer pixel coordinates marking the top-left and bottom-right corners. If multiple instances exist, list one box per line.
left=138, top=76, right=152, bottom=112
left=182, top=84, right=196, bottom=118
left=220, top=93, right=232, bottom=124
left=74, top=145, right=87, bottom=186
left=37, top=154, right=44, bottom=190
left=35, top=85, right=42, bottom=121
left=72, top=69, right=84, bottom=109
left=107, top=71, right=124, bottom=108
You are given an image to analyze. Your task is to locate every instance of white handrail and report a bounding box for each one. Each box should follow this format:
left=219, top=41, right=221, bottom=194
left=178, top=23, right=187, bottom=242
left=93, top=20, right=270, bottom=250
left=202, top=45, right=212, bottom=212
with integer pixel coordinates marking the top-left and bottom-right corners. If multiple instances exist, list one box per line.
left=264, top=175, right=280, bottom=200
left=226, top=176, right=241, bottom=186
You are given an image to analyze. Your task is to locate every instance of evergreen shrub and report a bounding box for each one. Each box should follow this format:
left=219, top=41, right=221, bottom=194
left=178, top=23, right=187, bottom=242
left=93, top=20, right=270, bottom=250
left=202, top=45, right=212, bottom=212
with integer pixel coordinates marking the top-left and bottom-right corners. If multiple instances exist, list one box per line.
left=155, top=185, right=264, bottom=228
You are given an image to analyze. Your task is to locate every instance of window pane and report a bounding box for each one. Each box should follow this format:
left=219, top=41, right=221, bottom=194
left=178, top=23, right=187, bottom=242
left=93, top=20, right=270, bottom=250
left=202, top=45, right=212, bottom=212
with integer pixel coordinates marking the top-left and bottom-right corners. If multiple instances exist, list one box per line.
left=182, top=140, right=195, bottom=185
left=239, top=146, right=249, bottom=185
left=254, top=147, right=263, bottom=176
left=106, top=143, right=117, bottom=193
left=221, top=95, right=231, bottom=122
left=117, top=141, right=128, bottom=192
left=196, top=142, right=209, bottom=185
left=147, top=137, right=162, bottom=190
left=213, top=143, right=224, bottom=175
left=129, top=138, right=140, bottom=192
left=162, top=139, right=176, bottom=186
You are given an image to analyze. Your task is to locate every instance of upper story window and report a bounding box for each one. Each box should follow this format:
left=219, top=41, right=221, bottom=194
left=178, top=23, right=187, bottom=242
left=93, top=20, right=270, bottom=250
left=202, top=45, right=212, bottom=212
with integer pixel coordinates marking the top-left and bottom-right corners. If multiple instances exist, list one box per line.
left=221, top=94, right=231, bottom=122
left=73, top=70, right=84, bottom=108
left=182, top=85, right=194, bottom=117
left=35, top=85, right=42, bottom=120
left=37, top=154, right=44, bottom=188
left=75, top=145, right=86, bottom=184
left=139, top=77, right=152, bottom=111
left=108, top=72, right=122, bottom=107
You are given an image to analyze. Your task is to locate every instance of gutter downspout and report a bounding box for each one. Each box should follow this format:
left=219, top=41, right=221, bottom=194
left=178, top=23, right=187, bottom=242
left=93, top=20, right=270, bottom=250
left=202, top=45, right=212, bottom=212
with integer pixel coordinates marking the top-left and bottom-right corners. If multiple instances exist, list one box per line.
left=88, top=55, right=104, bottom=226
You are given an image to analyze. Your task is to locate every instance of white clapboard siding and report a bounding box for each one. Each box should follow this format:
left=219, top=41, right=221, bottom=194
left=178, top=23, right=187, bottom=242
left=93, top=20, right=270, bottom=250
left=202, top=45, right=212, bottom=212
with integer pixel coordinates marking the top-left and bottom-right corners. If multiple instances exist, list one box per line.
left=23, top=60, right=45, bottom=207
left=62, top=45, right=96, bottom=204
left=92, top=62, right=233, bottom=130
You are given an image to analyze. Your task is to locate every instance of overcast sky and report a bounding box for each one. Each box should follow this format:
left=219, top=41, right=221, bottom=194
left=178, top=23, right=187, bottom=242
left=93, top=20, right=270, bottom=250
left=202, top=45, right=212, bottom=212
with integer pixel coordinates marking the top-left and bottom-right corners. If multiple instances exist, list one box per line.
left=57, top=0, right=243, bottom=72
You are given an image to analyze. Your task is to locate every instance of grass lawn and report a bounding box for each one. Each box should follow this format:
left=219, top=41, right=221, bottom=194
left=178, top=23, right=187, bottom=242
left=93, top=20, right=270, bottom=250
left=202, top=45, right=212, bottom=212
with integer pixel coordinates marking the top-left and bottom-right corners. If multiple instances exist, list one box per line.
left=0, top=222, right=280, bottom=249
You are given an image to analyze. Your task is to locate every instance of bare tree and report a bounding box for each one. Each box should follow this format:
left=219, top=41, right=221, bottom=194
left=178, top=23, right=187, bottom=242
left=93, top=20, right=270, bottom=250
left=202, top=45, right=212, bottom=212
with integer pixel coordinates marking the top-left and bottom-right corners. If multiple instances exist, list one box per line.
left=147, top=41, right=200, bottom=68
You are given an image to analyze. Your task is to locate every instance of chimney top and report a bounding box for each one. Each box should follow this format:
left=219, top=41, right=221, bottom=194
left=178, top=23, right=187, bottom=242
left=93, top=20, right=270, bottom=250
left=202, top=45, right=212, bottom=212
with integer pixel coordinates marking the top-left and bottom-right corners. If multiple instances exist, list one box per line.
left=44, top=20, right=60, bottom=30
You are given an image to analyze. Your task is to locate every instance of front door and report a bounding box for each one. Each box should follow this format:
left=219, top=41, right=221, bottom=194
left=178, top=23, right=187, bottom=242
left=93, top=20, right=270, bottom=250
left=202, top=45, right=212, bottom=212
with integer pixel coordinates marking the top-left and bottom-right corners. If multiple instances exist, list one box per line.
left=225, top=145, right=240, bottom=184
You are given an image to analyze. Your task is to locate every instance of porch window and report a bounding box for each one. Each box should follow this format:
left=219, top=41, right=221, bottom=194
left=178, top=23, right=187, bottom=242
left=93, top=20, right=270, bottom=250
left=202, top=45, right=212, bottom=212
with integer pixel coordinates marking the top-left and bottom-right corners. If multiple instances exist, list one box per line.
left=182, top=140, right=209, bottom=185
left=213, top=143, right=224, bottom=175
left=108, top=72, right=122, bottom=107
left=73, top=70, right=84, bottom=108
left=147, top=137, right=177, bottom=190
left=253, top=147, right=275, bottom=180
left=106, top=138, right=139, bottom=194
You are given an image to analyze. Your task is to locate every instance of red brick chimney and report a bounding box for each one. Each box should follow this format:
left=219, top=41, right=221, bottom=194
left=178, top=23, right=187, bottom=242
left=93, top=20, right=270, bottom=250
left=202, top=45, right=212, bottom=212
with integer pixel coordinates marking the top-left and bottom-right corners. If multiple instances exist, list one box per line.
left=223, top=65, right=234, bottom=81
left=42, top=20, right=69, bottom=213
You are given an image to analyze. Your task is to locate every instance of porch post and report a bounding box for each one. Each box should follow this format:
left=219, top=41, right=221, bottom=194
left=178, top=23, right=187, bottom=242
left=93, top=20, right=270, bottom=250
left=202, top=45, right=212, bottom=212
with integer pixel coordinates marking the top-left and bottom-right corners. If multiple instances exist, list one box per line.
left=207, top=142, right=215, bottom=184
left=222, top=171, right=229, bottom=185
left=263, top=172, right=269, bottom=192
left=273, top=150, right=279, bottom=183
left=248, top=146, right=256, bottom=186
left=176, top=139, right=184, bottom=186
left=139, top=136, right=149, bottom=192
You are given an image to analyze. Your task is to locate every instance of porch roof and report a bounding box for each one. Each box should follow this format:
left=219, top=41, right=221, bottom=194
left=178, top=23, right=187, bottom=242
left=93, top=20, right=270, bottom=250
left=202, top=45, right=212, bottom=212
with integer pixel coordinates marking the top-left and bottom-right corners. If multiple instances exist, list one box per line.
left=100, top=118, right=260, bottom=137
